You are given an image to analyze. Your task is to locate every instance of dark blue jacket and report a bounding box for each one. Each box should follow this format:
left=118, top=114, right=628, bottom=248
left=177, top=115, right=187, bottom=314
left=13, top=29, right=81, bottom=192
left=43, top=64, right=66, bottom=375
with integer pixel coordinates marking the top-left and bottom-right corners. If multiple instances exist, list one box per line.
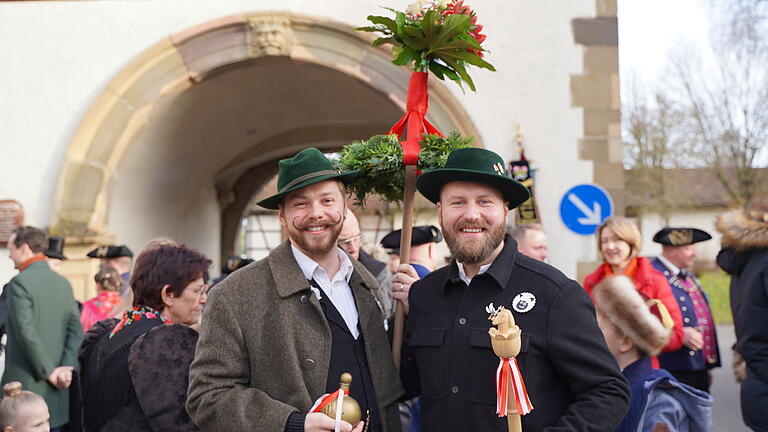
left=652, top=258, right=721, bottom=371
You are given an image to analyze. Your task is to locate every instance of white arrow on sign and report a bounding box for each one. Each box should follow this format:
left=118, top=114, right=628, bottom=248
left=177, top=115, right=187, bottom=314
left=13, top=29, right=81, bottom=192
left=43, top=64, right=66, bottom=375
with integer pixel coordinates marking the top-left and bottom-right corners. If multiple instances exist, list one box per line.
left=568, top=193, right=602, bottom=225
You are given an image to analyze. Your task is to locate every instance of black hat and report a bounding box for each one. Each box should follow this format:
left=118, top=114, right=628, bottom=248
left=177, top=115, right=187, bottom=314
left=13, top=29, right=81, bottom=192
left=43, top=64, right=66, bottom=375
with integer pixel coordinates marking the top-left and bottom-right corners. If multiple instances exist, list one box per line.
left=87, top=245, right=134, bottom=259
left=653, top=228, right=712, bottom=246
left=416, top=147, right=530, bottom=209
left=381, top=225, right=443, bottom=254
left=44, top=236, right=67, bottom=260
left=222, top=256, right=254, bottom=275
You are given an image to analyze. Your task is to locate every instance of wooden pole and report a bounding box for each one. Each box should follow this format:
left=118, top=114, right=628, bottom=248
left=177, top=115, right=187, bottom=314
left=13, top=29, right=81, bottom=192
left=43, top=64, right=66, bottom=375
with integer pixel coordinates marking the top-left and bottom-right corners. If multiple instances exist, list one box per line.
left=392, top=164, right=418, bottom=370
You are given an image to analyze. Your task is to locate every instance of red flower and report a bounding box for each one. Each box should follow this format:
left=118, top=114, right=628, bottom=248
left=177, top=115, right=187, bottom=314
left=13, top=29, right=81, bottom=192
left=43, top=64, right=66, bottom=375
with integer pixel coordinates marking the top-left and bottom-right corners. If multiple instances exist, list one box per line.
left=443, top=1, right=487, bottom=57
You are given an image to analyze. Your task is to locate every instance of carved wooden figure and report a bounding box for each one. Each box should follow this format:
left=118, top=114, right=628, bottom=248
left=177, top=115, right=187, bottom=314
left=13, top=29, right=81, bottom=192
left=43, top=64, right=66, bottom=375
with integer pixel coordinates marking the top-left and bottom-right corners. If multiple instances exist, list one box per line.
left=488, top=304, right=527, bottom=432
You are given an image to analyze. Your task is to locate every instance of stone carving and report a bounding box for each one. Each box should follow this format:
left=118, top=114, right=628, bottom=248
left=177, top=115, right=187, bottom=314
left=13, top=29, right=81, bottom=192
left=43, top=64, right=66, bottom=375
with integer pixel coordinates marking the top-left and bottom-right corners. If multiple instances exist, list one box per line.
left=247, top=16, right=294, bottom=58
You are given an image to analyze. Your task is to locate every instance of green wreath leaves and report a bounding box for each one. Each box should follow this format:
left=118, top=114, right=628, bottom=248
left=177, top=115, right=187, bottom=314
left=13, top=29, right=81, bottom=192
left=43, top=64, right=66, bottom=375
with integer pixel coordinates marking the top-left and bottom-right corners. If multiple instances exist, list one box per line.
left=338, top=131, right=473, bottom=206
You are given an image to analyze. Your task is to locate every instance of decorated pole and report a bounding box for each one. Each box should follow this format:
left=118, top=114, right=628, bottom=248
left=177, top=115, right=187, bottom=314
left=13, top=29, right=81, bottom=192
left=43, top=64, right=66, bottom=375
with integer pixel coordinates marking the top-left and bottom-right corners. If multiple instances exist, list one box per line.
left=343, top=0, right=496, bottom=369
left=487, top=304, right=533, bottom=432
left=388, top=69, right=442, bottom=369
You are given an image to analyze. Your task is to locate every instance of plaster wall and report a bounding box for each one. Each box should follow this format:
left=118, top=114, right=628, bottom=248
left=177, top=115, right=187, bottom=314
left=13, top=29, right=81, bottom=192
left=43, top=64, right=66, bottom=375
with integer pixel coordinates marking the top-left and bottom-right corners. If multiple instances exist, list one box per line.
left=0, top=0, right=597, bottom=284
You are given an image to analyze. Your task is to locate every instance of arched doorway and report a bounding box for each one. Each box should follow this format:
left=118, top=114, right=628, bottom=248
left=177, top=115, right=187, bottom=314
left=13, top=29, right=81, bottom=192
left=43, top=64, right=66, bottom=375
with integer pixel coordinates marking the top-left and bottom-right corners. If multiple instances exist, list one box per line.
left=50, top=12, right=481, bottom=298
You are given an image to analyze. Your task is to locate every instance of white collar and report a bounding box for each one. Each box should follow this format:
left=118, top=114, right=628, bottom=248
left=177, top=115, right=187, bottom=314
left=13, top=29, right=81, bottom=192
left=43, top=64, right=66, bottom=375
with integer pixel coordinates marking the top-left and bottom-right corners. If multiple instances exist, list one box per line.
left=457, top=261, right=492, bottom=286
left=657, top=254, right=682, bottom=277
left=291, top=244, right=354, bottom=283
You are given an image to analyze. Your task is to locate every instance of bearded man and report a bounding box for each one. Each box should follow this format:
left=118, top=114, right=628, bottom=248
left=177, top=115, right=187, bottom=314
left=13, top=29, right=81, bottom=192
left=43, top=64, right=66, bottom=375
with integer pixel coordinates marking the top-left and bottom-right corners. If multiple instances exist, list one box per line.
left=393, top=148, right=629, bottom=431
left=187, top=148, right=402, bottom=432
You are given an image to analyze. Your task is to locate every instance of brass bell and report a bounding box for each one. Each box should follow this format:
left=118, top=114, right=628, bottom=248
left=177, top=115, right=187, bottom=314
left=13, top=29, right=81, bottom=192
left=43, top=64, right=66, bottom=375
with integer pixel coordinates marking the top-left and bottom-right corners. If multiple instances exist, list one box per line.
left=321, top=373, right=362, bottom=425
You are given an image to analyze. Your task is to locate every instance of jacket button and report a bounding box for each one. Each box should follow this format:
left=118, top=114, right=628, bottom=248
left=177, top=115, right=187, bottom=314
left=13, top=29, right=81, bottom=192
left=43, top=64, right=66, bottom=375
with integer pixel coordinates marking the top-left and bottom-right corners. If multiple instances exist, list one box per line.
left=302, top=358, right=315, bottom=370
left=300, top=295, right=309, bottom=304
left=681, top=306, right=688, bottom=312
left=458, top=317, right=467, bottom=325
left=679, top=296, right=686, bottom=302
left=684, top=318, right=690, bottom=324
left=451, top=386, right=460, bottom=394
left=689, top=351, right=696, bottom=357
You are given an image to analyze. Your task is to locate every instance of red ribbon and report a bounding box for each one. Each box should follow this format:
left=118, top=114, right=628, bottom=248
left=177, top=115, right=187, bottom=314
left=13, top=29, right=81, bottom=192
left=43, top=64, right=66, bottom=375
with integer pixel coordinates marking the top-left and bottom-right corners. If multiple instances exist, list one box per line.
left=309, top=389, right=350, bottom=413
left=387, top=72, right=443, bottom=166
left=496, top=357, right=533, bottom=417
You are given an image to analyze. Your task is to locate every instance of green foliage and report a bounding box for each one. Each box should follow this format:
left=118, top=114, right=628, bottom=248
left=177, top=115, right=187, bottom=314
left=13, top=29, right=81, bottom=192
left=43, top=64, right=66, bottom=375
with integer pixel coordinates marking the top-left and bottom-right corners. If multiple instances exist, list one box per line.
left=698, top=270, right=732, bottom=324
left=338, top=131, right=472, bottom=206
left=357, top=6, right=494, bottom=91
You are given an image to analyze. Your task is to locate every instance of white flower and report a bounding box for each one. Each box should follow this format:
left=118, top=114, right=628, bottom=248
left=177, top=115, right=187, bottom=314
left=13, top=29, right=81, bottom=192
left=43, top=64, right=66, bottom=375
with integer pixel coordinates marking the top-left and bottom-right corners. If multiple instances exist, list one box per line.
left=407, top=0, right=427, bottom=16
left=437, top=0, right=451, bottom=9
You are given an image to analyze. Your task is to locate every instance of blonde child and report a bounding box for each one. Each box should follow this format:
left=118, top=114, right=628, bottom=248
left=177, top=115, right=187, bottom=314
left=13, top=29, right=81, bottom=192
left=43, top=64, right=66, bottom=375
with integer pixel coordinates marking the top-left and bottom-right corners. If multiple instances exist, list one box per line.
left=0, top=382, right=50, bottom=432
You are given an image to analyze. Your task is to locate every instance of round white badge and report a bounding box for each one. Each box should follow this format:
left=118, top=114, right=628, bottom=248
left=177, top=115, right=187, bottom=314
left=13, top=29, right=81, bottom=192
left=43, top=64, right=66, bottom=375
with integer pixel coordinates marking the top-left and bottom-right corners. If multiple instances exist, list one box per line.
left=512, top=292, right=536, bottom=313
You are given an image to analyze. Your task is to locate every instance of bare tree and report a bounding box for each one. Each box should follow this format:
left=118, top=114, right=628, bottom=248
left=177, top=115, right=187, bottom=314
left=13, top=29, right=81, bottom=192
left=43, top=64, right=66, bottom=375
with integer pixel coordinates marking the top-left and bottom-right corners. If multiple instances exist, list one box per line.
left=670, top=0, right=768, bottom=205
left=622, top=80, right=685, bottom=222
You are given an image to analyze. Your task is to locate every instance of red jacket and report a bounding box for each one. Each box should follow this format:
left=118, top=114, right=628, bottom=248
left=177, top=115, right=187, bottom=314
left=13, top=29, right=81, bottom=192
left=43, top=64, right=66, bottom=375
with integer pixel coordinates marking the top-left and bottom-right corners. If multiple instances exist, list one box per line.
left=584, top=256, right=684, bottom=352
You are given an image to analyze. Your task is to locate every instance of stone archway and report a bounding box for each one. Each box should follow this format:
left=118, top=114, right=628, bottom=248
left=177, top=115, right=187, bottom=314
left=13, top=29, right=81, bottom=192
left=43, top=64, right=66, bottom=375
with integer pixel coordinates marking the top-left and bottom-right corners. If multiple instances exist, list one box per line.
left=50, top=12, right=481, bottom=296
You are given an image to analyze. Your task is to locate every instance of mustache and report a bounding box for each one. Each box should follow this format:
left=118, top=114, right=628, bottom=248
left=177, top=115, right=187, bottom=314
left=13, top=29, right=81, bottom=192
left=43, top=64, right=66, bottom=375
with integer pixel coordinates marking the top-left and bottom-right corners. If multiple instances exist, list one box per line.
left=291, top=210, right=343, bottom=231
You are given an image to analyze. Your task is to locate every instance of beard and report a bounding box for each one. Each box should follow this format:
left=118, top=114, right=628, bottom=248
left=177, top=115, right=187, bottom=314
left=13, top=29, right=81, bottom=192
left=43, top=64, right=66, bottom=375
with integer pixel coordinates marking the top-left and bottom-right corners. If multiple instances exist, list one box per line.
left=287, top=210, right=344, bottom=257
left=442, top=217, right=506, bottom=264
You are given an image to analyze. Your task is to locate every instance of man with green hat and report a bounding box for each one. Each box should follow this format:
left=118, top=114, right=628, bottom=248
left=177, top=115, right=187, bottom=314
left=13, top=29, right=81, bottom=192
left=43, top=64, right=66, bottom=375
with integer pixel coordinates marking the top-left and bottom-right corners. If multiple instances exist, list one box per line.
left=393, top=147, right=630, bottom=431
left=188, top=148, right=403, bottom=432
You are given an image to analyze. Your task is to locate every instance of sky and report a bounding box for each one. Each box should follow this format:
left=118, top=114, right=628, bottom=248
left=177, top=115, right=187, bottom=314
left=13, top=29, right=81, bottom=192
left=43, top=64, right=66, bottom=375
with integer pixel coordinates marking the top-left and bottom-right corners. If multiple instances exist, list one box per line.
left=617, top=0, right=711, bottom=88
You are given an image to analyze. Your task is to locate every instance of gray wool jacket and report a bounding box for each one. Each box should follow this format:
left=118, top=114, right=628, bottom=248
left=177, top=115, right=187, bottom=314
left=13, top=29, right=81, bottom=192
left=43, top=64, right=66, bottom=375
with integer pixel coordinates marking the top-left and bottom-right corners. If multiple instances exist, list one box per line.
left=187, top=240, right=403, bottom=432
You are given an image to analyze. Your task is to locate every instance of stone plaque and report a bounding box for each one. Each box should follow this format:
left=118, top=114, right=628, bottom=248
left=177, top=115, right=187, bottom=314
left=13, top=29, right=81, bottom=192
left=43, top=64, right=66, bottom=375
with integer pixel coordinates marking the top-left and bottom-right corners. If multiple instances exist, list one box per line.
left=0, top=200, right=24, bottom=247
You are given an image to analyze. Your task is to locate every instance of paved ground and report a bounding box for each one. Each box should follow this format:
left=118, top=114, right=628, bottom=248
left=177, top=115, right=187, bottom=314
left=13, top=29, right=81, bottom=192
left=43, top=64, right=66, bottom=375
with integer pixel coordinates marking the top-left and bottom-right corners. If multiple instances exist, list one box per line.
left=712, top=324, right=751, bottom=431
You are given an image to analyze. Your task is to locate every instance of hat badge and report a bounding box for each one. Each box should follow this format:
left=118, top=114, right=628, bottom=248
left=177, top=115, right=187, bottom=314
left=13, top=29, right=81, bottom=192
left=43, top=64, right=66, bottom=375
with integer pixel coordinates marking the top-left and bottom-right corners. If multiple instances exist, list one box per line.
left=97, top=246, right=109, bottom=258
left=669, top=229, right=693, bottom=246
left=493, top=162, right=505, bottom=176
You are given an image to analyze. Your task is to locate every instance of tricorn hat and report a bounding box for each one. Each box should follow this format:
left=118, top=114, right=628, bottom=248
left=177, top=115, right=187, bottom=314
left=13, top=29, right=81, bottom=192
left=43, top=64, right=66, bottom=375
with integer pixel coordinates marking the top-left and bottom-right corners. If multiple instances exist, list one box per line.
left=256, top=148, right=358, bottom=210
left=416, top=148, right=530, bottom=209
left=44, top=236, right=67, bottom=260
left=593, top=276, right=671, bottom=357
left=87, top=244, right=133, bottom=259
left=381, top=225, right=443, bottom=254
left=653, top=228, right=712, bottom=246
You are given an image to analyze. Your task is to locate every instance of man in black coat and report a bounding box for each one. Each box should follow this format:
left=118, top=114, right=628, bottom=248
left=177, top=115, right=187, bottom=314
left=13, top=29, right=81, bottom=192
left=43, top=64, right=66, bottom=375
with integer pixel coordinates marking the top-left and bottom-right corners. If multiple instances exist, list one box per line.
left=392, top=148, right=630, bottom=431
left=716, top=193, right=768, bottom=431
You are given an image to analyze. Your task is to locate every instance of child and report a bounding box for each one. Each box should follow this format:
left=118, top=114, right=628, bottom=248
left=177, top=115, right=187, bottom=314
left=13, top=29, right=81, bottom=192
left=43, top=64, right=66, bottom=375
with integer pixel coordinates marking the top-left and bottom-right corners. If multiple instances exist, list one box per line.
left=593, top=276, right=713, bottom=432
left=0, top=382, right=50, bottom=432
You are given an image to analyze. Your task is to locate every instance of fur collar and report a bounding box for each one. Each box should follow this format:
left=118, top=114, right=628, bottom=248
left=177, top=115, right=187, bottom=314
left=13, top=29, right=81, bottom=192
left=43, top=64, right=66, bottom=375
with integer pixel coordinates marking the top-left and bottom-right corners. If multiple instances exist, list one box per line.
left=716, top=209, right=768, bottom=251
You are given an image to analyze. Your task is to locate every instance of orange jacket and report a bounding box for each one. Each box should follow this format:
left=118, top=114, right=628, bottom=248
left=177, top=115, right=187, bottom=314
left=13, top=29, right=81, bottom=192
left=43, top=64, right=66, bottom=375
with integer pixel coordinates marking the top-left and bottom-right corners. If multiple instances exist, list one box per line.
left=584, top=256, right=684, bottom=352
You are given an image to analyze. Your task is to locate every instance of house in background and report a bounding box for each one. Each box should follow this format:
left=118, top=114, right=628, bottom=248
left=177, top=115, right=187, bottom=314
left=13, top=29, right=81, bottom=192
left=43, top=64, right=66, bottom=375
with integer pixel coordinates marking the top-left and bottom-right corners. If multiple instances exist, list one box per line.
left=626, top=167, right=767, bottom=270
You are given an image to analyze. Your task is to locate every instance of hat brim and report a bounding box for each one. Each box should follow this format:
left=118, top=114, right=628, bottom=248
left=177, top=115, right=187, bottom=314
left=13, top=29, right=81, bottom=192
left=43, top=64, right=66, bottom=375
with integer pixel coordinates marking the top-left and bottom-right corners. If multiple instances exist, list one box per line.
left=45, top=252, right=67, bottom=260
left=256, top=171, right=358, bottom=210
left=416, top=169, right=530, bottom=209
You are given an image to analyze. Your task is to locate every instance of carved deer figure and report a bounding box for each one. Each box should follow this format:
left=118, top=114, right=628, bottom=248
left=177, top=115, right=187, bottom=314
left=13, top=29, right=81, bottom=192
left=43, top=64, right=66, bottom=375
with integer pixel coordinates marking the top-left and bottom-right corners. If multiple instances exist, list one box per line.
left=487, top=304, right=522, bottom=359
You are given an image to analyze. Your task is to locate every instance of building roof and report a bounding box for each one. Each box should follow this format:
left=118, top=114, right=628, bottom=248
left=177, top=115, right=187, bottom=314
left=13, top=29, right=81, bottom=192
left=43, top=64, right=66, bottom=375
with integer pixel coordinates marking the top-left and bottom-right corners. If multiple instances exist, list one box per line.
left=625, top=167, right=768, bottom=210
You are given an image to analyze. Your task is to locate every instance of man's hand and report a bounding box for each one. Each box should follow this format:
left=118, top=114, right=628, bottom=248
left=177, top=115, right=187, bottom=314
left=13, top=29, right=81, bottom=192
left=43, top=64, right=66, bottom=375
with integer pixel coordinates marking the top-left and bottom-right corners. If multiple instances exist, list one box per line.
left=304, top=412, right=364, bottom=432
left=47, top=366, right=74, bottom=389
left=392, top=264, right=419, bottom=315
left=682, top=327, right=703, bottom=351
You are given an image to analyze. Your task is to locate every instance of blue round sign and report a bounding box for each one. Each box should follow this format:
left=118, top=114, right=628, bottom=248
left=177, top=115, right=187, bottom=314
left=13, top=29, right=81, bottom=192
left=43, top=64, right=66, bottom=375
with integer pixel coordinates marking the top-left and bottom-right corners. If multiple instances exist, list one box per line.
left=559, top=184, right=614, bottom=235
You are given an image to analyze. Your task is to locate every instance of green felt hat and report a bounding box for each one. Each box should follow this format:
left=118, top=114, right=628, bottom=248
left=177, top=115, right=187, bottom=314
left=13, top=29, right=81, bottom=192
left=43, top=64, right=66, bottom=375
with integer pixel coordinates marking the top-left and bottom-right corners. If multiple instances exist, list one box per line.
left=256, top=148, right=357, bottom=210
left=416, top=147, right=530, bottom=209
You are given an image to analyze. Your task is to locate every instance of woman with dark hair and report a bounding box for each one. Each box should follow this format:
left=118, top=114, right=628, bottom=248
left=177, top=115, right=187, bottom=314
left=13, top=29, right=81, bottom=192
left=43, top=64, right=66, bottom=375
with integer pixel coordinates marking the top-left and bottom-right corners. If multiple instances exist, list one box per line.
left=78, top=244, right=211, bottom=432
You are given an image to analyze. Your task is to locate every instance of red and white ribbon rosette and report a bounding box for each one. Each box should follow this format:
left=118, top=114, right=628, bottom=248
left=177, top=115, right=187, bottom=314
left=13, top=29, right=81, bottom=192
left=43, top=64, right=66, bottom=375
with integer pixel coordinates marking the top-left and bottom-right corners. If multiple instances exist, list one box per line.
left=496, top=356, right=533, bottom=417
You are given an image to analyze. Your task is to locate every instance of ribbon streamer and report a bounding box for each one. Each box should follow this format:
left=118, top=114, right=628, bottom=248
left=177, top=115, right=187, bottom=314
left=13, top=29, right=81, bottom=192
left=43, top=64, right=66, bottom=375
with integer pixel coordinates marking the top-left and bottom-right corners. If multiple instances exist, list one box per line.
left=496, top=357, right=533, bottom=417
left=387, top=71, right=443, bottom=165
left=309, top=388, right=350, bottom=413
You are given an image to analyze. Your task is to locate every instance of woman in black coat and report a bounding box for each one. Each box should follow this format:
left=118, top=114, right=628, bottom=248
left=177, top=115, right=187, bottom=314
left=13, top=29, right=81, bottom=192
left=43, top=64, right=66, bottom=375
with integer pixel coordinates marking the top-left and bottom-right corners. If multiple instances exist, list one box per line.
left=715, top=194, right=768, bottom=432
left=78, top=244, right=211, bottom=432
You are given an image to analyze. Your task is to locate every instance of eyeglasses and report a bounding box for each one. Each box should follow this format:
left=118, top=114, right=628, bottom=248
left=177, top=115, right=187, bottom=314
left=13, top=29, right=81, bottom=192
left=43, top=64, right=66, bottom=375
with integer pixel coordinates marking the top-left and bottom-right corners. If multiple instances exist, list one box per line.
left=337, top=233, right=363, bottom=247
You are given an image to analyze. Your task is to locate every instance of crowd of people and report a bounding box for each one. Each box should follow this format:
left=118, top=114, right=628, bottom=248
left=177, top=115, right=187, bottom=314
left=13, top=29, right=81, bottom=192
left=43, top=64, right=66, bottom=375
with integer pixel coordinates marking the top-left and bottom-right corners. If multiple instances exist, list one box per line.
left=0, top=145, right=766, bottom=431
